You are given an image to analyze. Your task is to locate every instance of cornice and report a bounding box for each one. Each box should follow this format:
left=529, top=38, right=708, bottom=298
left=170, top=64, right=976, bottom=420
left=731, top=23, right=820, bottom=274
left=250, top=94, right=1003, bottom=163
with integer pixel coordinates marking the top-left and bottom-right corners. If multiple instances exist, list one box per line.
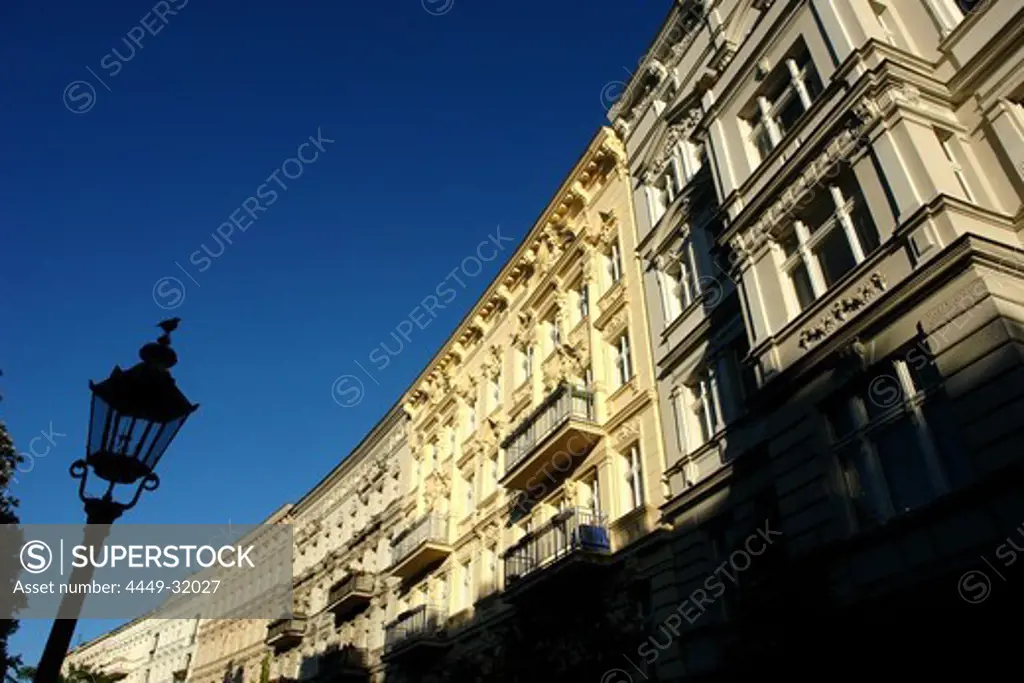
left=404, top=128, right=627, bottom=413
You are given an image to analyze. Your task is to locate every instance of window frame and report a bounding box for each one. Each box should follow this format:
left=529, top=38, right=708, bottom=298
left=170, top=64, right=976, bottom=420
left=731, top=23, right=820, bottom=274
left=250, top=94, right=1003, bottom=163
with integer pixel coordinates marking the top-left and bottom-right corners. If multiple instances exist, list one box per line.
left=829, top=359, right=950, bottom=528
left=777, top=176, right=877, bottom=314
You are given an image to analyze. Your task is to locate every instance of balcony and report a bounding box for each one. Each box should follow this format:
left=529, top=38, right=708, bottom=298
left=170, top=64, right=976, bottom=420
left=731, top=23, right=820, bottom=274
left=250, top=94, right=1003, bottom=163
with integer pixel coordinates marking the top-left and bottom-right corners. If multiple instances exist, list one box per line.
left=382, top=604, right=449, bottom=661
left=318, top=646, right=369, bottom=682
left=504, top=507, right=611, bottom=593
left=389, top=514, right=450, bottom=579
left=265, top=616, right=306, bottom=651
left=500, top=383, right=601, bottom=490
left=326, top=573, right=374, bottom=618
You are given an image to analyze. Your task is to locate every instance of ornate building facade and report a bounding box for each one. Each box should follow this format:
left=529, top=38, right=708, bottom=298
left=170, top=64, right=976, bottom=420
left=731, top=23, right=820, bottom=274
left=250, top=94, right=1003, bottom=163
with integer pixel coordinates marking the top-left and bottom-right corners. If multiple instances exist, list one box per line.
left=63, top=0, right=1024, bottom=680
left=189, top=504, right=292, bottom=683
left=263, top=406, right=410, bottom=683
left=379, top=127, right=668, bottom=681
left=64, top=615, right=199, bottom=683
left=613, top=0, right=1024, bottom=678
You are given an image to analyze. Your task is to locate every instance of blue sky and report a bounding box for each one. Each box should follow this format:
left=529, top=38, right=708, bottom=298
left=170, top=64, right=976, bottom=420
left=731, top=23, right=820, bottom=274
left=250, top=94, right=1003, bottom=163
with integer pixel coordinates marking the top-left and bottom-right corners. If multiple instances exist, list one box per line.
left=0, top=0, right=666, bottom=664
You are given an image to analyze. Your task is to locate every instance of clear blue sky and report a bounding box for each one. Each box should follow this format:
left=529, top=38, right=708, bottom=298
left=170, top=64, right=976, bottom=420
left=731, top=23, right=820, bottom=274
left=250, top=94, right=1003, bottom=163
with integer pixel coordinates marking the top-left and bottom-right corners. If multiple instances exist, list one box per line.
left=0, top=0, right=666, bottom=664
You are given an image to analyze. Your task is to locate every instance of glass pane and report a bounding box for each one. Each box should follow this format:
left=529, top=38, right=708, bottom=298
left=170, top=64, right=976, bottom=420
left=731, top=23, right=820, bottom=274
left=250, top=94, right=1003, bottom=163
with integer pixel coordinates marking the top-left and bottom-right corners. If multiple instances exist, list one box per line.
left=798, top=195, right=835, bottom=234
left=850, top=201, right=880, bottom=254
left=88, top=395, right=111, bottom=456
left=841, top=444, right=887, bottom=527
left=752, top=125, right=773, bottom=159
left=775, top=89, right=804, bottom=136
left=790, top=263, right=817, bottom=309
left=779, top=227, right=801, bottom=257
left=814, top=228, right=857, bottom=287
left=803, top=66, right=823, bottom=101
left=875, top=419, right=937, bottom=515
left=827, top=399, right=859, bottom=439
left=924, top=402, right=971, bottom=488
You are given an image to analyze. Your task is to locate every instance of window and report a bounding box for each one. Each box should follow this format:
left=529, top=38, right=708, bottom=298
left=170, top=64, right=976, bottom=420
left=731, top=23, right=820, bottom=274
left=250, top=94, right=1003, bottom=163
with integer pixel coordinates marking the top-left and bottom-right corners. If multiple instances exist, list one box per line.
left=623, top=444, right=645, bottom=511
left=578, top=284, right=590, bottom=320
left=429, top=442, right=438, bottom=472
left=745, top=43, right=823, bottom=162
left=828, top=357, right=960, bottom=528
left=550, top=317, right=562, bottom=349
left=489, top=545, right=499, bottom=588
left=647, top=161, right=683, bottom=225
left=489, top=455, right=498, bottom=491
left=608, top=241, right=624, bottom=285
left=465, top=474, right=475, bottom=511
left=777, top=169, right=879, bottom=312
left=613, top=332, right=633, bottom=389
left=489, top=373, right=501, bottom=410
left=671, top=389, right=688, bottom=453
left=586, top=473, right=601, bottom=516
left=870, top=0, right=898, bottom=45
left=583, top=364, right=594, bottom=389
left=936, top=128, right=974, bottom=201
left=449, top=426, right=457, bottom=456
left=690, top=366, right=722, bottom=446
left=657, top=240, right=699, bottom=324
left=468, top=401, right=477, bottom=433
left=461, top=560, right=473, bottom=608
left=522, top=344, right=534, bottom=381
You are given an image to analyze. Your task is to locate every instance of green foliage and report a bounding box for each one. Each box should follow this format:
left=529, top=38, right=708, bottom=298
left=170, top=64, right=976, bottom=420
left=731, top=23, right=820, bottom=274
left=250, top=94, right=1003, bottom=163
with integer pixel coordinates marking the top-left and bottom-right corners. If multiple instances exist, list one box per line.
left=259, top=655, right=270, bottom=683
left=0, top=399, right=25, bottom=683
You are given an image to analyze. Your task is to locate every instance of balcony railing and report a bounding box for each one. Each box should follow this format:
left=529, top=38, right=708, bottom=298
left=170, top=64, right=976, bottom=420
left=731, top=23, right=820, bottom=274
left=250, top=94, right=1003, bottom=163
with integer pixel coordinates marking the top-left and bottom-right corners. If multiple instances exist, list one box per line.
left=318, top=646, right=368, bottom=679
left=265, top=616, right=306, bottom=649
left=390, top=514, right=450, bottom=578
left=326, top=573, right=374, bottom=616
left=504, top=507, right=610, bottom=583
left=500, top=383, right=600, bottom=490
left=383, top=604, right=448, bottom=656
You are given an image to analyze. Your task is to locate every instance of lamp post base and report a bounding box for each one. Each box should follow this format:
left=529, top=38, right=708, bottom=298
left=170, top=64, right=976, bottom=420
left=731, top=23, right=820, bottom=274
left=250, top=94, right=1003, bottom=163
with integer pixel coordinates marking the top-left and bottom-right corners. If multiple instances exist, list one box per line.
left=33, top=505, right=121, bottom=683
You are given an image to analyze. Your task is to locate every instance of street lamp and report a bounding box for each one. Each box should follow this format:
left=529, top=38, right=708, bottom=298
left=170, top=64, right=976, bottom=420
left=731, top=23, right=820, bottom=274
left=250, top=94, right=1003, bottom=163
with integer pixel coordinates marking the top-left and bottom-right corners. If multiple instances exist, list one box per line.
left=34, top=319, right=198, bottom=683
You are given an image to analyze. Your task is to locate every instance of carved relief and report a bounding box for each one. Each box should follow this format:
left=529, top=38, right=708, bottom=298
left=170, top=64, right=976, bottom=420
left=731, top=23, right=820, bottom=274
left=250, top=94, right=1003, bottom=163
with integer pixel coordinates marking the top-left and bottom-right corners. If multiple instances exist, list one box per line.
left=423, top=470, right=450, bottom=510
left=510, top=310, right=536, bottom=349
left=798, top=273, right=888, bottom=349
left=612, top=419, right=641, bottom=450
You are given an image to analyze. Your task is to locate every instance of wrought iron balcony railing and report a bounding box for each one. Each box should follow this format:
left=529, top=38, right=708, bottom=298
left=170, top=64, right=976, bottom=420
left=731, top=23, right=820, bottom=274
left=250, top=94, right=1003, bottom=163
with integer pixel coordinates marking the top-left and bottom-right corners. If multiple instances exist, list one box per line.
left=383, top=604, right=447, bottom=654
left=265, top=615, right=307, bottom=649
left=504, top=507, right=610, bottom=582
left=326, top=573, right=374, bottom=616
left=390, top=513, right=449, bottom=570
left=501, top=383, right=597, bottom=476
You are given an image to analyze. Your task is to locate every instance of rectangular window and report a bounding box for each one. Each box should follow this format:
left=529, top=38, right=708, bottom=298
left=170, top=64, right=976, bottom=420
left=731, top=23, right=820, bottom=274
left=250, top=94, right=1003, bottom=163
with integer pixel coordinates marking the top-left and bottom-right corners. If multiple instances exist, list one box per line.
left=578, top=284, right=590, bottom=320
left=523, top=345, right=534, bottom=380
left=671, top=390, right=688, bottom=453
left=588, top=473, right=601, bottom=516
left=624, top=444, right=645, bottom=511
left=779, top=169, right=879, bottom=313
left=745, top=42, right=823, bottom=162
left=468, top=402, right=477, bottom=433
left=614, top=332, right=633, bottom=388
left=551, top=318, right=562, bottom=348
left=658, top=240, right=699, bottom=325
left=466, top=474, right=474, bottom=511
left=691, top=366, right=721, bottom=445
left=609, top=242, right=624, bottom=285
left=936, top=128, right=975, bottom=201
left=490, top=374, right=501, bottom=410
left=462, top=560, right=473, bottom=609
left=829, top=358, right=957, bottom=528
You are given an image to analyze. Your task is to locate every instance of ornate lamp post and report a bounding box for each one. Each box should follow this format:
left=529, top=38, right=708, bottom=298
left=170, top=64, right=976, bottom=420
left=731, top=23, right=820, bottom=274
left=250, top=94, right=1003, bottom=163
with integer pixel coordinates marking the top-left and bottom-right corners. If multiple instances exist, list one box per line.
left=34, top=319, right=198, bottom=683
